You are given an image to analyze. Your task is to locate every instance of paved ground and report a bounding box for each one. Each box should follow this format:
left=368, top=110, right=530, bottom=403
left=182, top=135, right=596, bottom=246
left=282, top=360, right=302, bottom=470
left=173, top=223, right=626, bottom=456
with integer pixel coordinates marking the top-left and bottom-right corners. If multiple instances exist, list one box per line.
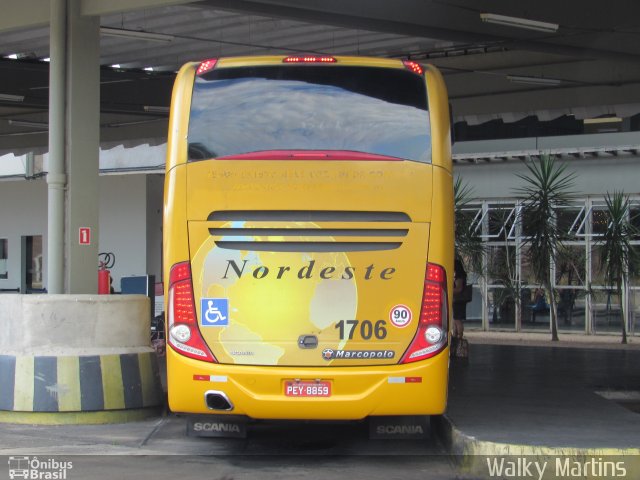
left=0, top=416, right=462, bottom=479
left=465, top=330, right=640, bottom=350
left=442, top=336, right=640, bottom=478
left=447, top=343, right=640, bottom=448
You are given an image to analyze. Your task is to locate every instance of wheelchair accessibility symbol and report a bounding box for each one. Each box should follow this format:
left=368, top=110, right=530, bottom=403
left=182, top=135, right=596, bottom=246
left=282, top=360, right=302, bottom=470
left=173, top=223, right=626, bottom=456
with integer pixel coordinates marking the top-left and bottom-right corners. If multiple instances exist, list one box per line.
left=201, top=298, right=229, bottom=326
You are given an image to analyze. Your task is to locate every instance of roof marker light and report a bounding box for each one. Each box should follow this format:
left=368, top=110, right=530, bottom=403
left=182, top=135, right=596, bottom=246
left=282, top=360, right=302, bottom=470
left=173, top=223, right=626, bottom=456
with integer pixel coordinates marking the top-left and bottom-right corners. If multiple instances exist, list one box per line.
left=283, top=56, right=337, bottom=64
left=197, top=59, right=218, bottom=75
left=403, top=60, right=424, bottom=75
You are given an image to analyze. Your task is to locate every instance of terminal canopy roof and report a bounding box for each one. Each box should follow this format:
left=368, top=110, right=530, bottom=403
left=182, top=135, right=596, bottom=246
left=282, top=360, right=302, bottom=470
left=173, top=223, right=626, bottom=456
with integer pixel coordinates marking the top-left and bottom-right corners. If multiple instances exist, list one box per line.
left=1, top=0, right=640, bottom=153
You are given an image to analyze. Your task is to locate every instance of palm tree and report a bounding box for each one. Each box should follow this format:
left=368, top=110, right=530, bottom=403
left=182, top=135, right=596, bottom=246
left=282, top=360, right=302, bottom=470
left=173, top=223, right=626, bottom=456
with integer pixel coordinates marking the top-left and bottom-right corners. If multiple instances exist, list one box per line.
left=515, top=155, right=576, bottom=341
left=486, top=227, right=519, bottom=325
left=454, top=176, right=484, bottom=275
left=598, top=191, right=640, bottom=344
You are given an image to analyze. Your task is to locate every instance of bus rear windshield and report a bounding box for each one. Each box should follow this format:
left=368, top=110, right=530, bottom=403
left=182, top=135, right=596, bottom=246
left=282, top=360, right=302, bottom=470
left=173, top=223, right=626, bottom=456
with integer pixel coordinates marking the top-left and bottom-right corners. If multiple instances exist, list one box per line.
left=188, top=65, right=431, bottom=162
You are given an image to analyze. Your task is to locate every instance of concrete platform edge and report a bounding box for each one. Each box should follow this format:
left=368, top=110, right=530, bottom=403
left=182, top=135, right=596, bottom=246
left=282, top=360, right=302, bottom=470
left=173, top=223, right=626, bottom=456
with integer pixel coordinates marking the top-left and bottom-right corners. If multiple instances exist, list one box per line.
left=433, top=415, right=640, bottom=479
left=0, top=407, right=163, bottom=425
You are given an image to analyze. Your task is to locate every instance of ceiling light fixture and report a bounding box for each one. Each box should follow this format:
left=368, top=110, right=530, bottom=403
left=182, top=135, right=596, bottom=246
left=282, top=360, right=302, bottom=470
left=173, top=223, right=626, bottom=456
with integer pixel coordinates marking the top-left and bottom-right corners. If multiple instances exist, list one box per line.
left=144, top=105, right=169, bottom=114
left=0, top=93, right=25, bottom=102
left=8, top=119, right=48, bottom=128
left=103, top=119, right=165, bottom=128
left=583, top=117, right=623, bottom=125
left=100, top=27, right=175, bottom=43
left=507, top=75, right=563, bottom=86
left=480, top=13, right=559, bottom=33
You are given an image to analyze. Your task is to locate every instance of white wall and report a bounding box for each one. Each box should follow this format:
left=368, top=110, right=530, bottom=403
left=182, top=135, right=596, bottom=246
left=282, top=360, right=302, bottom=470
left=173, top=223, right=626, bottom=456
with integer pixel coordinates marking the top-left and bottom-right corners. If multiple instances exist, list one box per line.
left=0, top=179, right=48, bottom=291
left=98, top=174, right=149, bottom=290
left=0, top=154, right=26, bottom=177
left=0, top=175, right=156, bottom=292
left=452, top=132, right=640, bottom=199
left=454, top=156, right=640, bottom=200
left=146, top=174, right=164, bottom=284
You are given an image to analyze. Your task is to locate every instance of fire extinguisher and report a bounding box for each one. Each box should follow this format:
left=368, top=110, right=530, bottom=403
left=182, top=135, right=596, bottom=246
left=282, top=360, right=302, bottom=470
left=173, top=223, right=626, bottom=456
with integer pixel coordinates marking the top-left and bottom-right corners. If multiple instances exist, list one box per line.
left=98, top=252, right=115, bottom=295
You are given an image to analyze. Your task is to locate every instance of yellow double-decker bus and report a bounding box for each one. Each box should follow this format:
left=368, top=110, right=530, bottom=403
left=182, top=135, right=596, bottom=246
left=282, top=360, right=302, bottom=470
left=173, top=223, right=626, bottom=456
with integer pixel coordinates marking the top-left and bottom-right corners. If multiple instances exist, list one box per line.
left=163, top=55, right=453, bottom=431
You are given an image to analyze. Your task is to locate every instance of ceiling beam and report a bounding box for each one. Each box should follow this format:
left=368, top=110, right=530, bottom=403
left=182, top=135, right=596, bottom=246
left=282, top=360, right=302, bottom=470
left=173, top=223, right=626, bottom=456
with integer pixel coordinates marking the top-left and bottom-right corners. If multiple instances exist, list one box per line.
left=195, top=0, right=510, bottom=47
left=0, top=0, right=199, bottom=32
left=0, top=0, right=50, bottom=32
left=195, top=0, right=640, bottom=63
left=81, top=0, right=198, bottom=16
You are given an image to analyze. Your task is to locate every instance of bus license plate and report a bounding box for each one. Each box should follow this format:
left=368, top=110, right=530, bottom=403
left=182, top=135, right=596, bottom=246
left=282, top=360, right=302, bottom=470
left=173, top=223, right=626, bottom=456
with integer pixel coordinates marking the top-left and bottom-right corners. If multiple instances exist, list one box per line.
left=284, top=381, right=331, bottom=397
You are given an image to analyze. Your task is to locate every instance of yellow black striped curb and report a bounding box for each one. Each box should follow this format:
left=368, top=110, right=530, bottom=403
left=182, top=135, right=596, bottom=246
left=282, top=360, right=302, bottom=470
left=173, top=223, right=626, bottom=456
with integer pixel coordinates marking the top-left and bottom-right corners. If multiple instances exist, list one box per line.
left=0, top=352, right=163, bottom=413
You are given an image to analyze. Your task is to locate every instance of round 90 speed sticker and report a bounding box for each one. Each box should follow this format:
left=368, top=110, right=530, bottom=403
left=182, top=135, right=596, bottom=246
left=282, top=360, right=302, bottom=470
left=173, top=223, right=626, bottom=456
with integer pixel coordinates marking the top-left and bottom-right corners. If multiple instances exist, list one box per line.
left=390, top=304, right=412, bottom=328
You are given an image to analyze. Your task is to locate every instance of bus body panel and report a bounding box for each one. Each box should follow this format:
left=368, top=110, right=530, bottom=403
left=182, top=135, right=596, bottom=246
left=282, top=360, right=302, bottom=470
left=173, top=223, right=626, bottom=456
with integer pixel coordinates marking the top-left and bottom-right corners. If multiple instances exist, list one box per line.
left=425, top=65, right=452, bottom=172
left=188, top=222, right=430, bottom=367
left=164, top=55, right=453, bottom=419
left=166, top=344, right=449, bottom=419
left=185, top=160, right=433, bottom=223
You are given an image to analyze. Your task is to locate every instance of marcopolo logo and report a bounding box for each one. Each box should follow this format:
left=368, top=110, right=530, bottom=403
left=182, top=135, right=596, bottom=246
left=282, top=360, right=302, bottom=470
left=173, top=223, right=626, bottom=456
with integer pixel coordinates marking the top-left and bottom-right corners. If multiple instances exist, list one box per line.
left=322, top=348, right=395, bottom=360
left=8, top=456, right=73, bottom=480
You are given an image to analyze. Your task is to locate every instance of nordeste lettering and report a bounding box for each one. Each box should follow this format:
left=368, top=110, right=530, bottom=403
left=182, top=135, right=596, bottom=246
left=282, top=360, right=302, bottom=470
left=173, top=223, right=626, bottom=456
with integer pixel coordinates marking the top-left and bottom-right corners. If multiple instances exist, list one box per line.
left=222, top=259, right=395, bottom=280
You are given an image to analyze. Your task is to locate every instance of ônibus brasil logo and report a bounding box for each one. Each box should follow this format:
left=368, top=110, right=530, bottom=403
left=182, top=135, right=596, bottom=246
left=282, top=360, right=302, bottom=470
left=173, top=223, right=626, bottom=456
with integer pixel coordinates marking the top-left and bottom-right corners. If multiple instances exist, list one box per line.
left=8, top=456, right=73, bottom=480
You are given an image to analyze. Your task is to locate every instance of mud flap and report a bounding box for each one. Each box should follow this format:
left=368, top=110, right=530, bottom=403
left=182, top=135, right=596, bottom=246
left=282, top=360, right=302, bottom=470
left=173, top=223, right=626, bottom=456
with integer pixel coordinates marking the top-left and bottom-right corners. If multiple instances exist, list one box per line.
left=368, top=415, right=430, bottom=440
left=186, top=415, right=248, bottom=438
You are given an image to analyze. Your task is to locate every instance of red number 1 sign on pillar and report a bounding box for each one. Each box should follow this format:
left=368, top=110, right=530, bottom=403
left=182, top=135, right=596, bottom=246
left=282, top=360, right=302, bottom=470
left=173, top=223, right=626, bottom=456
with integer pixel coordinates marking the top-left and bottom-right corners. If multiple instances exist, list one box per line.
left=79, top=227, right=91, bottom=245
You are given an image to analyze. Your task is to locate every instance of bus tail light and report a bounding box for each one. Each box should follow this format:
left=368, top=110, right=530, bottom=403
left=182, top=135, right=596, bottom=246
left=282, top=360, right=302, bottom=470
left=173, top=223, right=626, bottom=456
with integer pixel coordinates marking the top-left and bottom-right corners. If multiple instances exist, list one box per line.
left=196, top=59, right=218, bottom=75
left=400, top=263, right=448, bottom=363
left=403, top=60, right=424, bottom=76
left=167, top=261, right=217, bottom=362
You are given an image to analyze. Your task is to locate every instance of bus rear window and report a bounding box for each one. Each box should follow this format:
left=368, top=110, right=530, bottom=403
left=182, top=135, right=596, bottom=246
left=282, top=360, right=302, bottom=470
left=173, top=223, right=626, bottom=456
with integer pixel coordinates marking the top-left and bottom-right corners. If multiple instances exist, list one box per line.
left=188, top=65, right=431, bottom=162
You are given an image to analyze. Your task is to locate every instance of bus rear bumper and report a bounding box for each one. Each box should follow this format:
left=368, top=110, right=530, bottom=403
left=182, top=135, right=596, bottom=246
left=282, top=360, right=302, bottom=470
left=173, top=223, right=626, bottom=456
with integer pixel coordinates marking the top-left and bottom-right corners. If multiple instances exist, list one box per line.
left=167, top=347, right=449, bottom=420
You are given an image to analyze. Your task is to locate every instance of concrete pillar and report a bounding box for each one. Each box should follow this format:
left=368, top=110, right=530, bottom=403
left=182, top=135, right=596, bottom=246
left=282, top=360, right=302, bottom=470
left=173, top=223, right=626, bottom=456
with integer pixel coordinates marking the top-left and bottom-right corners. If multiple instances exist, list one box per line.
left=46, top=0, right=101, bottom=293
left=47, top=0, right=67, bottom=294
left=65, top=0, right=100, bottom=293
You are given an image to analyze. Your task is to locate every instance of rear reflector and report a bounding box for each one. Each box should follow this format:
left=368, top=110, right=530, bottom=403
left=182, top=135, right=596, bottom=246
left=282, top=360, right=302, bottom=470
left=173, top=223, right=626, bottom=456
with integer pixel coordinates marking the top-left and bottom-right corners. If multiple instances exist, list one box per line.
left=388, top=377, right=423, bottom=384
left=193, top=375, right=228, bottom=382
left=283, top=55, right=337, bottom=63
